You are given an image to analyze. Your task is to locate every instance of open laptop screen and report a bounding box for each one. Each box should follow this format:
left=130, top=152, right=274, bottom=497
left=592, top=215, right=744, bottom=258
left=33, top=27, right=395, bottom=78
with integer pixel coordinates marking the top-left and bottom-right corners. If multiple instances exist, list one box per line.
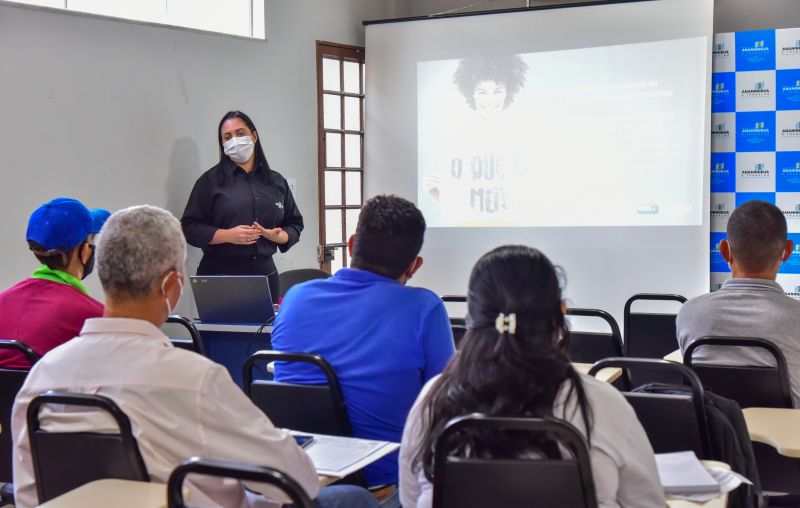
left=190, top=275, right=275, bottom=325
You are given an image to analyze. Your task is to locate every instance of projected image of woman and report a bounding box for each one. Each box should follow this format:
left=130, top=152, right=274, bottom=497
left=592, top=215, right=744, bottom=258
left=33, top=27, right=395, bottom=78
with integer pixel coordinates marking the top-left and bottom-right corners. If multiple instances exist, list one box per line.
left=424, top=55, right=530, bottom=226
left=453, top=55, right=528, bottom=123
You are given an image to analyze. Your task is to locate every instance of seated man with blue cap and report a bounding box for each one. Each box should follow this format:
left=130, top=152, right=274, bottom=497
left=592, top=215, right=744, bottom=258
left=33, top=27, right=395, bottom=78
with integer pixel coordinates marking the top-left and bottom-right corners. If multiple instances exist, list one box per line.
left=0, top=197, right=110, bottom=368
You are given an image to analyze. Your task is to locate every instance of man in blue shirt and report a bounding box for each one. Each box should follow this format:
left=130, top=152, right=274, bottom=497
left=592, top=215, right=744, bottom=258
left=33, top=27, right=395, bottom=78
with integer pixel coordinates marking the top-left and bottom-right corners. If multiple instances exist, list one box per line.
left=271, top=195, right=455, bottom=492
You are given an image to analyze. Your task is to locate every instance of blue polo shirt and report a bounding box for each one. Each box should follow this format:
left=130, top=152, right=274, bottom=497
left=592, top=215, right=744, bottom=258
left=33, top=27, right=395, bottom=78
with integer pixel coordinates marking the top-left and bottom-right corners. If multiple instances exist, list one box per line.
left=271, top=268, right=455, bottom=486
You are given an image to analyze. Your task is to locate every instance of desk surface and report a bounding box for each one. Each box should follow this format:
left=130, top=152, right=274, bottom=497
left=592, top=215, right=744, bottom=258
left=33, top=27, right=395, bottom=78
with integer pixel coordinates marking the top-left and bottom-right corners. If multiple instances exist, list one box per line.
left=37, top=479, right=166, bottom=508
left=37, top=476, right=339, bottom=507
left=664, top=349, right=684, bottom=363
left=572, top=363, right=622, bottom=384
left=193, top=322, right=273, bottom=333
left=39, top=467, right=728, bottom=508
left=743, top=407, right=800, bottom=458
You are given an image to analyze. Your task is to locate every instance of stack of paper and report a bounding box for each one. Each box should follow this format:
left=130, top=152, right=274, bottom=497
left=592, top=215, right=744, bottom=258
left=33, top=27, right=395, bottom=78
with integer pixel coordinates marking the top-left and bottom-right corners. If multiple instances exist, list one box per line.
left=655, top=451, right=721, bottom=497
left=292, top=432, right=400, bottom=478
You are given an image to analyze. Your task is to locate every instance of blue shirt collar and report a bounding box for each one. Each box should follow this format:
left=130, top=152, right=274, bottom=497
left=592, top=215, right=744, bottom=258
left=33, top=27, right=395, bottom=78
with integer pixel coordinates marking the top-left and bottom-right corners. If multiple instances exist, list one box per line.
left=333, top=267, right=400, bottom=285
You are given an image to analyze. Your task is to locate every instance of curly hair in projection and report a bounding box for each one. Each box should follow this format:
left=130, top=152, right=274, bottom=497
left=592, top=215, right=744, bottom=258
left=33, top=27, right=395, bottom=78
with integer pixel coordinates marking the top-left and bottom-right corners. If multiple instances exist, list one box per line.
left=452, top=54, right=529, bottom=109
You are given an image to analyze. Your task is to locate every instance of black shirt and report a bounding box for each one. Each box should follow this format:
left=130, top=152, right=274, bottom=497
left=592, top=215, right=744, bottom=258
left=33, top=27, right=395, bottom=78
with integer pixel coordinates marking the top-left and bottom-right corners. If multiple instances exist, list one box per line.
left=181, top=155, right=303, bottom=275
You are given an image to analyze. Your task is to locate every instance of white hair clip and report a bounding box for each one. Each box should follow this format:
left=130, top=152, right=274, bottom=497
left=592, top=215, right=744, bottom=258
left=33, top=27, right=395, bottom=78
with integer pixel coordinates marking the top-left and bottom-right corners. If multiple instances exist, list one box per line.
left=495, top=313, right=517, bottom=335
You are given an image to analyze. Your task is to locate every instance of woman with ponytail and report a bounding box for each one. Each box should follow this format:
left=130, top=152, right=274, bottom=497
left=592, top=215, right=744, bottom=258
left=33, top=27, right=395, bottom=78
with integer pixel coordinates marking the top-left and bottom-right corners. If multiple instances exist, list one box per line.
left=398, top=245, right=664, bottom=507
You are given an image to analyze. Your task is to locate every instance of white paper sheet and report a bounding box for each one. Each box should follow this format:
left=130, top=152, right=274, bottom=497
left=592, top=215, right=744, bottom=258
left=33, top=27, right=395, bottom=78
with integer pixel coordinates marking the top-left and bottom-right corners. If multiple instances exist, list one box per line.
left=291, top=432, right=400, bottom=478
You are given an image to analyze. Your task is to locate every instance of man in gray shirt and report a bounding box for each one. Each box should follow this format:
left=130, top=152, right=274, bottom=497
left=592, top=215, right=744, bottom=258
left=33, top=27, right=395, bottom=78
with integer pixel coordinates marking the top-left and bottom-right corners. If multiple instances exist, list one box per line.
left=677, top=200, right=800, bottom=407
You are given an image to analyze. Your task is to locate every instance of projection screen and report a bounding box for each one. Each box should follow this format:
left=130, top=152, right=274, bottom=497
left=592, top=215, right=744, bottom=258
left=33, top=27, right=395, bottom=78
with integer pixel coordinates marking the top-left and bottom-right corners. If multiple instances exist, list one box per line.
left=364, top=0, right=713, bottom=326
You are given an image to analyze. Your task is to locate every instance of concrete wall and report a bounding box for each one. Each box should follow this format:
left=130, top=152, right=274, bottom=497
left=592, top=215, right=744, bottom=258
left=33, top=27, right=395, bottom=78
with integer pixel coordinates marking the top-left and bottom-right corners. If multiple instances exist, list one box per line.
left=405, top=0, right=800, bottom=32
left=0, top=0, right=391, bottom=315
left=3, top=0, right=800, bottom=315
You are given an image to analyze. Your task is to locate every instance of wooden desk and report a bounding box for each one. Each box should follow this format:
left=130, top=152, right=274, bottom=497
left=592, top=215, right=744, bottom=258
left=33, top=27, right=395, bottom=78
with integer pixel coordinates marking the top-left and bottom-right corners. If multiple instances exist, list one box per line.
left=572, top=363, right=622, bottom=383
left=37, top=479, right=166, bottom=508
left=743, top=407, right=800, bottom=458
left=37, top=476, right=340, bottom=507
left=665, top=460, right=730, bottom=508
left=667, top=492, right=728, bottom=507
left=272, top=361, right=622, bottom=384
left=193, top=323, right=273, bottom=334
left=664, top=349, right=684, bottom=363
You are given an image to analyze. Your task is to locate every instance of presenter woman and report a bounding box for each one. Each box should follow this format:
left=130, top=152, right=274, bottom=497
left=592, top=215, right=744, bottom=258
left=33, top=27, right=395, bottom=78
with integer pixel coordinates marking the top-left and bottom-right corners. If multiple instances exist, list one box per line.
left=181, top=111, right=303, bottom=300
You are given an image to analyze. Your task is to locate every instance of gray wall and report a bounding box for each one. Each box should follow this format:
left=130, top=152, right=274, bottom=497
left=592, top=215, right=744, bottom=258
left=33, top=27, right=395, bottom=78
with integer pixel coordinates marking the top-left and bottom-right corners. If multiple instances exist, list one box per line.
left=2, top=0, right=800, bottom=315
left=714, top=0, right=800, bottom=32
left=405, top=0, right=800, bottom=32
left=0, top=0, right=391, bottom=315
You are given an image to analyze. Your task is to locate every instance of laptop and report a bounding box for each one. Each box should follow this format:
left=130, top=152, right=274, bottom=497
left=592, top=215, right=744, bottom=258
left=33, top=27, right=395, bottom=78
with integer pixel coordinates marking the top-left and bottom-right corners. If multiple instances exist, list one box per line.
left=190, top=275, right=275, bottom=325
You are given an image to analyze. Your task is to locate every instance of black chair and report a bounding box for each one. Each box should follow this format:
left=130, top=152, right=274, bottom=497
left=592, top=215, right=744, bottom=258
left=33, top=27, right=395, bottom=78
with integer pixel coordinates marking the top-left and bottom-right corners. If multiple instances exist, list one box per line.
left=27, top=391, right=149, bottom=504
left=589, top=358, right=712, bottom=459
left=433, top=414, right=597, bottom=508
left=278, top=269, right=330, bottom=300
left=623, top=293, right=686, bottom=357
left=685, top=337, right=800, bottom=502
left=685, top=336, right=794, bottom=409
left=566, top=308, right=623, bottom=363
left=623, top=293, right=686, bottom=385
left=243, top=351, right=352, bottom=436
left=165, top=315, right=206, bottom=356
left=168, top=457, right=314, bottom=508
left=0, top=340, right=40, bottom=505
left=442, top=295, right=468, bottom=347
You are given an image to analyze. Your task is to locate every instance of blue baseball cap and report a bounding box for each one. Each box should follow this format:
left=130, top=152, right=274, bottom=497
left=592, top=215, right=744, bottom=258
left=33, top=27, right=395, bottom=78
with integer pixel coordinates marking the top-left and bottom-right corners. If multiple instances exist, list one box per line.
left=26, top=198, right=110, bottom=252
left=89, top=208, right=111, bottom=234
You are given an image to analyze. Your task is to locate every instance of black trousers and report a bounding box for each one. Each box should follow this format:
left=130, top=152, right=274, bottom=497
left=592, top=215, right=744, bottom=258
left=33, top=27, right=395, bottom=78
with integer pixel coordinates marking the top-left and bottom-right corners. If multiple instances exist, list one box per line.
left=197, top=255, right=280, bottom=303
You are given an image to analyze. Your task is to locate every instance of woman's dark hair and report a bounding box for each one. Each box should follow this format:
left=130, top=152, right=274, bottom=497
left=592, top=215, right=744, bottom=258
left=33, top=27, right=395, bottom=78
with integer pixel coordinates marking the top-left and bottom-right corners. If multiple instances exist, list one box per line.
left=413, top=245, right=592, bottom=481
left=453, top=55, right=529, bottom=109
left=217, top=111, right=269, bottom=169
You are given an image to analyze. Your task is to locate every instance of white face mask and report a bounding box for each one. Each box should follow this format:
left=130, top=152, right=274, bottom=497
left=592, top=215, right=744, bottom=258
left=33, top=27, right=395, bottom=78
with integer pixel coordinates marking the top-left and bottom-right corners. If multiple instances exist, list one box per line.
left=162, top=272, right=184, bottom=316
left=223, top=136, right=255, bottom=164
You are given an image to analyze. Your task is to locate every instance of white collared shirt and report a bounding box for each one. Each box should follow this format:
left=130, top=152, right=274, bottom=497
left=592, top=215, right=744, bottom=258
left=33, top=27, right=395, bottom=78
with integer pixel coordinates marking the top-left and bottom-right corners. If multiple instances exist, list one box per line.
left=12, top=317, right=319, bottom=508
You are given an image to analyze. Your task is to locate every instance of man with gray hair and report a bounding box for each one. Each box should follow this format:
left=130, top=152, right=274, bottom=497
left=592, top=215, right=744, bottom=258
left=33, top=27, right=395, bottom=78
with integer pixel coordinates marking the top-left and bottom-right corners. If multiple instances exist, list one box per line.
left=11, top=205, right=377, bottom=508
left=677, top=200, right=800, bottom=406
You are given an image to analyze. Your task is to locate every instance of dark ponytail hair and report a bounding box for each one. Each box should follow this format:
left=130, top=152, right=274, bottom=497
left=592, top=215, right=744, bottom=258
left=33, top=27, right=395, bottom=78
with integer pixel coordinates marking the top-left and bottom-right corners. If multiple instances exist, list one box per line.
left=217, top=111, right=270, bottom=174
left=413, top=245, right=593, bottom=481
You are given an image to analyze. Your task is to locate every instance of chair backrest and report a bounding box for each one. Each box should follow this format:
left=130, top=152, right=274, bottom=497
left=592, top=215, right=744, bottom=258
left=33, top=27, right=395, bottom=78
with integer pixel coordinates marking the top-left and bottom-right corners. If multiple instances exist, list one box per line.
left=433, top=414, right=598, bottom=508
left=0, top=340, right=40, bottom=483
left=589, top=358, right=712, bottom=459
left=450, top=324, right=468, bottom=348
left=441, top=295, right=468, bottom=348
left=623, top=293, right=686, bottom=358
left=685, top=336, right=794, bottom=409
left=168, top=457, right=313, bottom=508
left=165, top=315, right=206, bottom=355
left=27, top=391, right=149, bottom=504
left=243, top=351, right=352, bottom=436
left=565, top=308, right=623, bottom=363
left=278, top=269, right=331, bottom=299
left=623, top=293, right=686, bottom=386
